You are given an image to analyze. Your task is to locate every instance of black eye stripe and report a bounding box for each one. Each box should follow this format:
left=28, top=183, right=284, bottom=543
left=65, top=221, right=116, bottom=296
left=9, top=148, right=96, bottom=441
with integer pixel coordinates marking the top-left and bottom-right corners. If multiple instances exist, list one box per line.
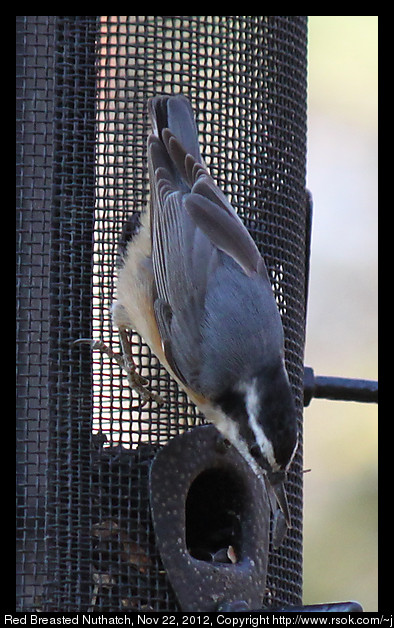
left=250, top=444, right=260, bottom=458
left=215, top=388, right=273, bottom=465
left=214, top=388, right=244, bottom=417
left=250, top=443, right=271, bottom=473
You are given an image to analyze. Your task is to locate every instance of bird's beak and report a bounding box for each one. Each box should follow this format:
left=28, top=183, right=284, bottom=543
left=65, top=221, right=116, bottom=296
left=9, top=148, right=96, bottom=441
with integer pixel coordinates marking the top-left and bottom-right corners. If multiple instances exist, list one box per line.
left=264, top=471, right=291, bottom=528
left=263, top=474, right=292, bottom=548
left=271, top=480, right=291, bottom=528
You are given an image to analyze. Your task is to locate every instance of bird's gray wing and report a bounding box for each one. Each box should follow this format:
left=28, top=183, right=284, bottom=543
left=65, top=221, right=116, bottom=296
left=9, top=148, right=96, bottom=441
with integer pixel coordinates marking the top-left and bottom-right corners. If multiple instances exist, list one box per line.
left=148, top=124, right=271, bottom=388
left=149, top=133, right=211, bottom=385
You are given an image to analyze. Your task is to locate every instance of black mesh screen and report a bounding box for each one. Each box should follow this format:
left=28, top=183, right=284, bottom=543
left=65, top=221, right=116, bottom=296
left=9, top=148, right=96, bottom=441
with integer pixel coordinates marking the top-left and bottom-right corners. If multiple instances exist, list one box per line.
left=16, top=16, right=308, bottom=612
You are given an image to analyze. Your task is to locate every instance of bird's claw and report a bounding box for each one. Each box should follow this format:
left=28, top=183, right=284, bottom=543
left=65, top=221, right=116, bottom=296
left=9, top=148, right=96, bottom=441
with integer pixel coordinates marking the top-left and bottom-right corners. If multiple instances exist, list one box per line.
left=73, top=338, right=163, bottom=406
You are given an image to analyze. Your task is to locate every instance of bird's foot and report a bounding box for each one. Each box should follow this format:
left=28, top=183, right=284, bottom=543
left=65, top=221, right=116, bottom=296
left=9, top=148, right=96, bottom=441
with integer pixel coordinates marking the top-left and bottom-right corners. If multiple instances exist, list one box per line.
left=73, top=338, right=163, bottom=406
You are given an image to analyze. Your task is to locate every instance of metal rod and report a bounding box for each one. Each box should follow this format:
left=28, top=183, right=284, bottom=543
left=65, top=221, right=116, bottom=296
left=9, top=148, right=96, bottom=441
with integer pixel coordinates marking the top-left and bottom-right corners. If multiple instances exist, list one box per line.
left=304, top=366, right=378, bottom=406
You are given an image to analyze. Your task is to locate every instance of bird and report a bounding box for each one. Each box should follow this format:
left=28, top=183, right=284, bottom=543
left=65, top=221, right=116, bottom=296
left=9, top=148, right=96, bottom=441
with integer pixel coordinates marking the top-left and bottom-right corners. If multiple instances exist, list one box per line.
left=105, top=94, right=297, bottom=540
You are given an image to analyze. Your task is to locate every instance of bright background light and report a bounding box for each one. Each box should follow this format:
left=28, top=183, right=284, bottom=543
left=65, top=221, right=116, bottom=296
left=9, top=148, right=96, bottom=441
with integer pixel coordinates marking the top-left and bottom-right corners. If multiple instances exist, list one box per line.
left=304, top=16, right=378, bottom=611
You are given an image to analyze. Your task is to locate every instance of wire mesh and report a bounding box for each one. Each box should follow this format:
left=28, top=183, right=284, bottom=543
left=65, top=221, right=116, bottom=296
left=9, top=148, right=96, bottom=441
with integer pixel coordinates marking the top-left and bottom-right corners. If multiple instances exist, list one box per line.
left=16, top=16, right=308, bottom=612
left=16, top=15, right=55, bottom=610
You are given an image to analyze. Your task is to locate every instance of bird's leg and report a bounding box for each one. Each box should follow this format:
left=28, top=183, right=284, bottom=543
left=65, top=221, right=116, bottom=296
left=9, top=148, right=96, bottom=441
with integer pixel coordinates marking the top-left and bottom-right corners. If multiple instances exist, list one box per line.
left=73, top=334, right=163, bottom=406
left=118, top=329, right=164, bottom=405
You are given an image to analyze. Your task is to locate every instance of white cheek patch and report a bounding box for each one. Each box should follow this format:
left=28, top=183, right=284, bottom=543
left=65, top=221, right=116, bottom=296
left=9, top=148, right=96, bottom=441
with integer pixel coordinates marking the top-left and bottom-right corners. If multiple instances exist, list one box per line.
left=202, top=404, right=263, bottom=479
left=199, top=402, right=239, bottom=445
left=199, top=387, right=280, bottom=477
left=244, top=379, right=280, bottom=473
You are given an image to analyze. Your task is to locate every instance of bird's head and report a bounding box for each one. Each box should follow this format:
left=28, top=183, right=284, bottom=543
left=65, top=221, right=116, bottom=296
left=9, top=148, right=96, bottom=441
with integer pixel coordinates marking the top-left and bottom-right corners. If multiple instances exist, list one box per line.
left=214, top=359, right=298, bottom=525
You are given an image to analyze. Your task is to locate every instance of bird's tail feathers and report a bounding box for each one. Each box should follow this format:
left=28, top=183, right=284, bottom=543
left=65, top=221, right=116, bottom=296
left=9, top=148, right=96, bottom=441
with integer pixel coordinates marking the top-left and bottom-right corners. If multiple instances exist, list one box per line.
left=148, top=94, right=202, bottom=165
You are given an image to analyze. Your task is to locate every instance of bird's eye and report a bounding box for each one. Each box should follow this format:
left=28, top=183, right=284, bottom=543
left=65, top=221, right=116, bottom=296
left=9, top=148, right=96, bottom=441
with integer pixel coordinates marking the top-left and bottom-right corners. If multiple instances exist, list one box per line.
left=250, top=444, right=272, bottom=473
left=250, top=444, right=260, bottom=459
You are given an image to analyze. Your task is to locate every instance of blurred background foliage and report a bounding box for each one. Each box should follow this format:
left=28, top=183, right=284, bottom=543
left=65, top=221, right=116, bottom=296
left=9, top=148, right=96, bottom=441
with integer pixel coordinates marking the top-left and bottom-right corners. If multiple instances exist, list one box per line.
left=304, top=16, right=378, bottom=610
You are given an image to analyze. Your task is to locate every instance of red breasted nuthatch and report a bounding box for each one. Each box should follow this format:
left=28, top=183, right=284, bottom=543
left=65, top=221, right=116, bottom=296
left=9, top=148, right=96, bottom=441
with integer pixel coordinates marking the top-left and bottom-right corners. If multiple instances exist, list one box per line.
left=113, top=94, right=298, bottom=534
